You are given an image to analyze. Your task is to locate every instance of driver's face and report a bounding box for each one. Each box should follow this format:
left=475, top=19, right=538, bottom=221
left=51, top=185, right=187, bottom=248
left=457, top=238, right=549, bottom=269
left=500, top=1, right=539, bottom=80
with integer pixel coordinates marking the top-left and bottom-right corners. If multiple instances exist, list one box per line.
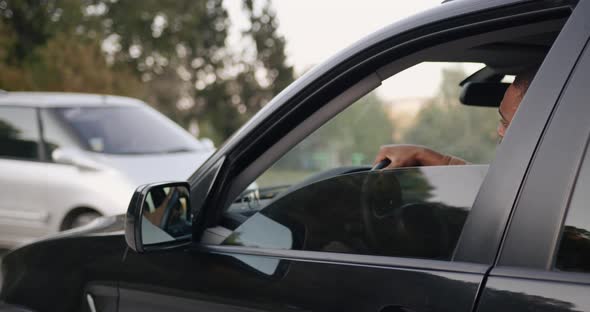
left=497, top=83, right=524, bottom=138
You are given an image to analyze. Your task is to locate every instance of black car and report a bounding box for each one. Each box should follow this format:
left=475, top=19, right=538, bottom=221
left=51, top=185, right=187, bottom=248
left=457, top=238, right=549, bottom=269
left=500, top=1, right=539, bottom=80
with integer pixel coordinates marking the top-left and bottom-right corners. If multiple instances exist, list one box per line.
left=3, top=0, right=590, bottom=311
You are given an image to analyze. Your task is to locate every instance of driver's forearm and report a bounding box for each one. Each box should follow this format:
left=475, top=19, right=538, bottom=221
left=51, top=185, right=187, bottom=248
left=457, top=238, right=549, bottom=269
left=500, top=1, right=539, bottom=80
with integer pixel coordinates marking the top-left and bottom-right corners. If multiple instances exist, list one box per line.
left=417, top=148, right=467, bottom=166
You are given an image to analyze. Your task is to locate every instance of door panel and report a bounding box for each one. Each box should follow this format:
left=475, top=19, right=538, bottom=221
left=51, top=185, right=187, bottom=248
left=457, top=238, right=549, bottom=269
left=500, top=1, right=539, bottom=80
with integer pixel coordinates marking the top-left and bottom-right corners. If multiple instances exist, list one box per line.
left=0, top=159, right=50, bottom=246
left=84, top=283, right=118, bottom=312
left=477, top=275, right=590, bottom=312
left=475, top=2, right=590, bottom=312
left=119, top=250, right=484, bottom=312
left=0, top=106, right=49, bottom=247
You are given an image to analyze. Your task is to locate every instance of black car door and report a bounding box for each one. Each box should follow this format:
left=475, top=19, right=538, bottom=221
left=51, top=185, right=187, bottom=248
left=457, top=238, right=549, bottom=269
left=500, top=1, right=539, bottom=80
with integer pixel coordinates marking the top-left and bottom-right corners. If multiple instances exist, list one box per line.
left=114, top=2, right=580, bottom=312
left=474, top=0, right=590, bottom=310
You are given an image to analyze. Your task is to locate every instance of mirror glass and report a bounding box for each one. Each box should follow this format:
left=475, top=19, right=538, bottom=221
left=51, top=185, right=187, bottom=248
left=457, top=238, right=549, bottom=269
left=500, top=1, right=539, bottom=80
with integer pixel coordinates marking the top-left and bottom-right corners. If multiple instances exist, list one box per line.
left=141, top=184, right=192, bottom=245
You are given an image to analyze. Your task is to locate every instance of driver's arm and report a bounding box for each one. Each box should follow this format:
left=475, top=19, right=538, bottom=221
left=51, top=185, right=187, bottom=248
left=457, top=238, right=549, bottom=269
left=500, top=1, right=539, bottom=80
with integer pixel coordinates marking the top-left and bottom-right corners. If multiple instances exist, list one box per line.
left=374, top=144, right=467, bottom=169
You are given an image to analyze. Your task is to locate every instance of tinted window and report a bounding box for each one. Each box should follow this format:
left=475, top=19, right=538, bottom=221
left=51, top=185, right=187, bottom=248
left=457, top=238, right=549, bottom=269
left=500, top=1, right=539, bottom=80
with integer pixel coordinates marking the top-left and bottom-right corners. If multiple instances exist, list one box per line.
left=224, top=165, right=487, bottom=260
left=0, top=107, right=40, bottom=160
left=555, top=148, right=590, bottom=273
left=52, top=106, right=202, bottom=155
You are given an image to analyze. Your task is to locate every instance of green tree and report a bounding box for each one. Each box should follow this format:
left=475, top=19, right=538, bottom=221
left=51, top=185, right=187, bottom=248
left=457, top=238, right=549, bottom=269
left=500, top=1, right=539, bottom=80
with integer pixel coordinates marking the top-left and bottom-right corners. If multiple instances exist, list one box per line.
left=402, top=67, right=498, bottom=163
left=28, top=33, right=144, bottom=96
left=0, top=0, right=294, bottom=144
left=0, top=18, right=32, bottom=90
left=272, top=92, right=395, bottom=172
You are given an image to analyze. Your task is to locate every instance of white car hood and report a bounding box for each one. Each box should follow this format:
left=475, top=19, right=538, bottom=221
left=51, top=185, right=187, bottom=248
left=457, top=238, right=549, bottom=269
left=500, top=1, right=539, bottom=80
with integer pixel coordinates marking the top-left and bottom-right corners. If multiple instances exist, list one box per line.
left=92, top=150, right=213, bottom=186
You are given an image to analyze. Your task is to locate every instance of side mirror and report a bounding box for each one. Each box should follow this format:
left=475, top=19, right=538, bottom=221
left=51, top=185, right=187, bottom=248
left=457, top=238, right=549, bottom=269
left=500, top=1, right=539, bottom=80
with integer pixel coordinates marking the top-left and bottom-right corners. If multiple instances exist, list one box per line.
left=52, top=148, right=103, bottom=171
left=125, top=181, right=192, bottom=253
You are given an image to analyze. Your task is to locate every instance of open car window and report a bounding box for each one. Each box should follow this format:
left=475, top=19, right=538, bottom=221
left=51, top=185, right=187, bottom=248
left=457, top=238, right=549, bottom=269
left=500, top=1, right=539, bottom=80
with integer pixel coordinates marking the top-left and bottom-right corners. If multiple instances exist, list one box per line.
left=252, top=62, right=497, bottom=192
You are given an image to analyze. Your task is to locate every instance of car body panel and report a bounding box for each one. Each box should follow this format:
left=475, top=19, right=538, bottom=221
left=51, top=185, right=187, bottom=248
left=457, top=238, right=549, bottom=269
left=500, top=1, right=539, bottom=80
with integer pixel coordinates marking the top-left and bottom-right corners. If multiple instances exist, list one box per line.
left=0, top=217, right=126, bottom=311
left=0, top=92, right=145, bottom=108
left=1, top=223, right=486, bottom=312
left=0, top=159, right=52, bottom=245
left=497, top=3, right=590, bottom=268
left=454, top=0, right=586, bottom=263
left=477, top=274, right=590, bottom=312
left=92, top=151, right=213, bottom=186
left=471, top=3, right=590, bottom=311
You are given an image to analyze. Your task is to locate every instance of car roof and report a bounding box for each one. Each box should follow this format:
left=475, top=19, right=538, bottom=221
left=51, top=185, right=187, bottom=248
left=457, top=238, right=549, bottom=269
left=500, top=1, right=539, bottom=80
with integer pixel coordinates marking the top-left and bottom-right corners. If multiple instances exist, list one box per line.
left=0, top=91, right=145, bottom=108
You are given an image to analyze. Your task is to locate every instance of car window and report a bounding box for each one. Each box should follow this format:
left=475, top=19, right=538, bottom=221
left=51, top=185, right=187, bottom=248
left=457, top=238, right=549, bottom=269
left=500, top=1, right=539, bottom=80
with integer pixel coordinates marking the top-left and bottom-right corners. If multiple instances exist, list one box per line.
left=555, top=145, right=590, bottom=273
left=40, top=109, right=82, bottom=158
left=219, top=62, right=501, bottom=261
left=0, top=106, right=41, bottom=161
left=51, top=106, right=202, bottom=155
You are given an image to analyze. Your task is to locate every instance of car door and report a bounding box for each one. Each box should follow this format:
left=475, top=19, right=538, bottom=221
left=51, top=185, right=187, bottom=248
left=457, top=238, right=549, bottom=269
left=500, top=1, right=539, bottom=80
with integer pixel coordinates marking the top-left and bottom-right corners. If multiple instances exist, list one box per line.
left=112, top=2, right=579, bottom=312
left=473, top=1, right=590, bottom=310
left=0, top=106, right=50, bottom=247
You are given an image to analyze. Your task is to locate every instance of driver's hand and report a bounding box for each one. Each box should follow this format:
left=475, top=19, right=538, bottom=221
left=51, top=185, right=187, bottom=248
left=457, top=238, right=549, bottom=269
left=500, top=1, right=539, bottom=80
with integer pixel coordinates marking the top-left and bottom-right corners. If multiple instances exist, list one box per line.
left=373, top=144, right=466, bottom=169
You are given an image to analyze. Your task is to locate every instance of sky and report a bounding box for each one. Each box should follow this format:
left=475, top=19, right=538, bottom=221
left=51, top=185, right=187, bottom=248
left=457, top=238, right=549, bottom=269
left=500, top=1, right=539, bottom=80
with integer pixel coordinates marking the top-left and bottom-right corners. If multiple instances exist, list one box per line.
left=272, top=1, right=441, bottom=73
left=225, top=1, right=478, bottom=102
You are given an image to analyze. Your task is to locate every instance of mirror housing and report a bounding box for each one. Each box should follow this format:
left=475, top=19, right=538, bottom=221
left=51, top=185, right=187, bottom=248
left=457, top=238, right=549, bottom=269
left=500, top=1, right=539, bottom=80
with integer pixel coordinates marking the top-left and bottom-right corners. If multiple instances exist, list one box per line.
left=52, top=148, right=103, bottom=171
left=125, top=181, right=192, bottom=253
left=460, top=82, right=510, bottom=107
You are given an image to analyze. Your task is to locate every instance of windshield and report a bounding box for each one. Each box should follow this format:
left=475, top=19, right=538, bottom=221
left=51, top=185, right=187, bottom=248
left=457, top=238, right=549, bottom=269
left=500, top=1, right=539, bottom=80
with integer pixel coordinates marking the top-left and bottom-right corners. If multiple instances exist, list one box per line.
left=53, top=106, right=201, bottom=155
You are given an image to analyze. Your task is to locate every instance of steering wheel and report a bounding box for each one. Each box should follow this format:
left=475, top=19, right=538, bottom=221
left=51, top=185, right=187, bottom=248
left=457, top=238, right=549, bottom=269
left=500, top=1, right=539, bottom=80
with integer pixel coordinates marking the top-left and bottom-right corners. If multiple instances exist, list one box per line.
left=360, top=159, right=401, bottom=255
left=360, top=159, right=452, bottom=258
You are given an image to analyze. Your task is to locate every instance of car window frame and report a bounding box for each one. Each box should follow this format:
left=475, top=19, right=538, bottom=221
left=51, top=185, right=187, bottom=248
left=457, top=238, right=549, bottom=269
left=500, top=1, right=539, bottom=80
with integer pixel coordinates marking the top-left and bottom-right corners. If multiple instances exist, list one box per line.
left=38, top=107, right=87, bottom=162
left=0, top=105, right=45, bottom=163
left=188, top=1, right=579, bottom=270
left=552, top=136, right=590, bottom=274
left=455, top=1, right=588, bottom=264
left=491, top=0, right=590, bottom=283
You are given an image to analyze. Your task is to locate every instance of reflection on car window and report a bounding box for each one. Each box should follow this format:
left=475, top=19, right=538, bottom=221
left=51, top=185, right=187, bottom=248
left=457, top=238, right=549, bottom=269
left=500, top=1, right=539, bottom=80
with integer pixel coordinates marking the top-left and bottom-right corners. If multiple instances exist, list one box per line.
left=0, top=107, right=40, bottom=160
left=555, top=148, right=590, bottom=273
left=223, top=213, right=293, bottom=249
left=224, top=165, right=487, bottom=260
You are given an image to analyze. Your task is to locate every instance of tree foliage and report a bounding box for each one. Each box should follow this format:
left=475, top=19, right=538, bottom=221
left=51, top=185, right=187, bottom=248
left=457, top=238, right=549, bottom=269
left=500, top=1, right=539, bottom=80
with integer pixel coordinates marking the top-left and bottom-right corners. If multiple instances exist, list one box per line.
left=0, top=0, right=294, bottom=144
left=272, top=93, right=395, bottom=172
left=402, top=67, right=498, bottom=163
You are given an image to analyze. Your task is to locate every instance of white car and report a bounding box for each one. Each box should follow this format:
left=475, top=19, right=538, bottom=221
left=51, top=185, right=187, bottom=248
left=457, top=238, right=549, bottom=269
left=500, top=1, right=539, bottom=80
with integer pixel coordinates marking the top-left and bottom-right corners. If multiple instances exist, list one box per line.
left=0, top=91, right=214, bottom=248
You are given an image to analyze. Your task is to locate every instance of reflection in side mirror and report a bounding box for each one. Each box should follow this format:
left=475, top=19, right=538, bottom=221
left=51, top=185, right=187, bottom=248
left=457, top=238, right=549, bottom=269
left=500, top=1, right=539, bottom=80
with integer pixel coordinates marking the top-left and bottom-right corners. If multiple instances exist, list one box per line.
left=125, top=182, right=192, bottom=253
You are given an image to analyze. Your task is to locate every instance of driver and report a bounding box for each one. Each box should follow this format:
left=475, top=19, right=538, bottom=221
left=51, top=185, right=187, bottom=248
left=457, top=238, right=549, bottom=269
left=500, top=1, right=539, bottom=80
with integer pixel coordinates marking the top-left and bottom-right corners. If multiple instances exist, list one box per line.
left=373, top=68, right=537, bottom=169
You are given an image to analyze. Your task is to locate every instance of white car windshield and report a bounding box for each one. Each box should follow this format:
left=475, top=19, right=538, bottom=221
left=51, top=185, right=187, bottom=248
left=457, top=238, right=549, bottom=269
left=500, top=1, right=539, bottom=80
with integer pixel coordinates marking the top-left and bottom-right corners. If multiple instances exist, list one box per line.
left=53, top=106, right=200, bottom=155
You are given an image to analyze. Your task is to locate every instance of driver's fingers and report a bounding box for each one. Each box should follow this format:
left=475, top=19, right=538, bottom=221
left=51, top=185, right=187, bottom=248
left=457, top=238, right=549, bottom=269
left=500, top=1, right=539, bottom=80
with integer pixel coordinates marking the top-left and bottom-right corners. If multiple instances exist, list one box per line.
left=385, top=156, right=403, bottom=169
left=373, top=146, right=393, bottom=165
